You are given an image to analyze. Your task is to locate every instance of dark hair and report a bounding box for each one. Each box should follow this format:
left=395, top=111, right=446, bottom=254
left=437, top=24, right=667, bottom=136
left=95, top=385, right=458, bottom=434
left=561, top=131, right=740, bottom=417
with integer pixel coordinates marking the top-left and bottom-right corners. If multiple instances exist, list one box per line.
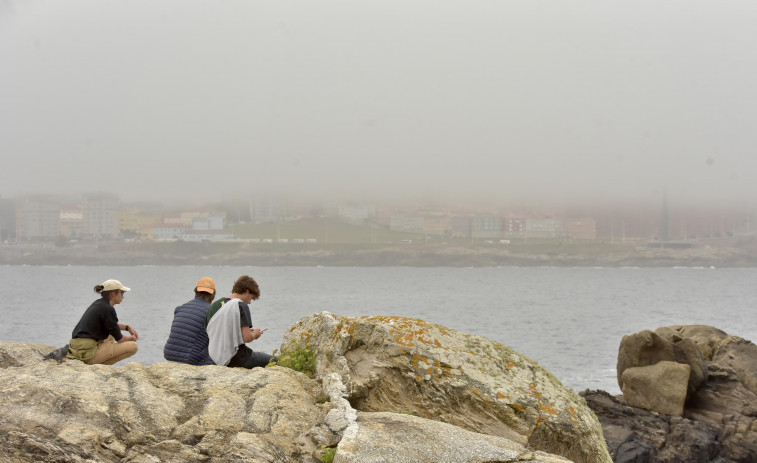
left=94, top=285, right=118, bottom=300
left=195, top=289, right=214, bottom=303
left=232, top=275, right=260, bottom=300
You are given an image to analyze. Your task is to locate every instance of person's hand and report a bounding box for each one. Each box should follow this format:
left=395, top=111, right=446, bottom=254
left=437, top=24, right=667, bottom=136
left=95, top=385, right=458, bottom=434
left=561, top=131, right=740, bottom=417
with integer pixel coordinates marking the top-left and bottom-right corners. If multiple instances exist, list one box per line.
left=127, top=326, right=139, bottom=341
left=252, top=328, right=264, bottom=340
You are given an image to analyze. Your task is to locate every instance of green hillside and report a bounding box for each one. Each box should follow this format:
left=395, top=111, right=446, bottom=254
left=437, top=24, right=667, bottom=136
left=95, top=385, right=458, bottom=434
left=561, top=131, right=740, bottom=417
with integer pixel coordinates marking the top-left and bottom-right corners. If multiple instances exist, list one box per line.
left=229, top=218, right=421, bottom=244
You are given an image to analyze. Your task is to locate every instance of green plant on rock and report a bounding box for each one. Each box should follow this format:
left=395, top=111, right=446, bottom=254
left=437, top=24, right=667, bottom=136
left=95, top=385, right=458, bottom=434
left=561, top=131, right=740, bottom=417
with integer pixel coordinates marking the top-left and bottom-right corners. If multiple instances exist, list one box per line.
left=320, top=446, right=336, bottom=463
left=266, top=341, right=316, bottom=378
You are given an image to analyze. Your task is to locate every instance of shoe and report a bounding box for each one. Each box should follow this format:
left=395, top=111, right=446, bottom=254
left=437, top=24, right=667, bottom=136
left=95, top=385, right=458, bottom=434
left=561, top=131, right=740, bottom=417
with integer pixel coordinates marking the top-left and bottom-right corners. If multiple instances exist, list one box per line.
left=44, top=344, right=69, bottom=362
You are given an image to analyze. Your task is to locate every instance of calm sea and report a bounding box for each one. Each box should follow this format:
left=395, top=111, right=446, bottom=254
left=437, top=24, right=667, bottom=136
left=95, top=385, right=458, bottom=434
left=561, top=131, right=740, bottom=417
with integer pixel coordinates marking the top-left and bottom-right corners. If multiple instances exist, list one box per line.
left=2, top=265, right=755, bottom=395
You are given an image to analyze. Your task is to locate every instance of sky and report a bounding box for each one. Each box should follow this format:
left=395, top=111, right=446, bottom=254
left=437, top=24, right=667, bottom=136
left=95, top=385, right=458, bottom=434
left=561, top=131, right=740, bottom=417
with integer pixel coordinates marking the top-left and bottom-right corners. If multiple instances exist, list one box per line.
left=1, top=1, right=757, bottom=207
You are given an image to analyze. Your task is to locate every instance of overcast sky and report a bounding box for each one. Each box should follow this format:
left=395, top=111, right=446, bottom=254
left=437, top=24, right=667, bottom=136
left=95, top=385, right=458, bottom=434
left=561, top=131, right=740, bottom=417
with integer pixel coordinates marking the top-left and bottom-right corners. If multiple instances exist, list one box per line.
left=1, top=1, right=756, bottom=207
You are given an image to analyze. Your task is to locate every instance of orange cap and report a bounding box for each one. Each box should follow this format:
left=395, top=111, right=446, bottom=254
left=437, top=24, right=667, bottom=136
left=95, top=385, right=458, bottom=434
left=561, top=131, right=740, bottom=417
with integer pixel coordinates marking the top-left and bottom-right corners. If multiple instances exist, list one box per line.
left=196, top=277, right=216, bottom=294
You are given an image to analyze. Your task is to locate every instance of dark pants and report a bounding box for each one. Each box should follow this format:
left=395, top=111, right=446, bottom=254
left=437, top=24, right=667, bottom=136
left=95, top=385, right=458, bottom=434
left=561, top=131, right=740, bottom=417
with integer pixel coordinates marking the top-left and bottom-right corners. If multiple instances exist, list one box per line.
left=227, top=345, right=273, bottom=369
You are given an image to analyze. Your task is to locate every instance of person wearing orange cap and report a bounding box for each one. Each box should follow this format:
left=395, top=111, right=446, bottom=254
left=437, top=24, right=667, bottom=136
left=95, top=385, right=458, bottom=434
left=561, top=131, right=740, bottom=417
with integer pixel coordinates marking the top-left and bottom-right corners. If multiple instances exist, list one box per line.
left=65, top=279, right=139, bottom=365
left=163, top=277, right=217, bottom=365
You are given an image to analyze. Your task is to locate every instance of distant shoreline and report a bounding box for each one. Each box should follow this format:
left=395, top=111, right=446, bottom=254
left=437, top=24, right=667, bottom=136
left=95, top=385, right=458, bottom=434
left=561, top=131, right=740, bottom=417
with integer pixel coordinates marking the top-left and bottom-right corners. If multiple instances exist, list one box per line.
left=3, top=238, right=757, bottom=267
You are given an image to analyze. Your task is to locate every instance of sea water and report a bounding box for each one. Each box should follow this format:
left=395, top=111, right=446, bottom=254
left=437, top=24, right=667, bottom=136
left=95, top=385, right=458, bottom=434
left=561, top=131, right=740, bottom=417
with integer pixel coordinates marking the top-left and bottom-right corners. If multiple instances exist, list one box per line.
left=2, top=265, right=755, bottom=395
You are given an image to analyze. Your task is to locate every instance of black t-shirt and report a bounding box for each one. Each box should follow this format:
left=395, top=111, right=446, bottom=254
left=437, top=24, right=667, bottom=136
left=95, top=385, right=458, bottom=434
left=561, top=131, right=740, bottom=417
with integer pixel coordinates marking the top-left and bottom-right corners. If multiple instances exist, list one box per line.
left=71, top=298, right=122, bottom=341
left=207, top=297, right=253, bottom=328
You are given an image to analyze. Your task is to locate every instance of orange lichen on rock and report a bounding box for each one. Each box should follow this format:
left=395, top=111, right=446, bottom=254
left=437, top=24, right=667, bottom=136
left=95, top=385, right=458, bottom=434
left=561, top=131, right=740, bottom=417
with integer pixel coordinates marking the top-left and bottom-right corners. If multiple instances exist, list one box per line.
left=568, top=405, right=579, bottom=424
left=538, top=403, right=557, bottom=415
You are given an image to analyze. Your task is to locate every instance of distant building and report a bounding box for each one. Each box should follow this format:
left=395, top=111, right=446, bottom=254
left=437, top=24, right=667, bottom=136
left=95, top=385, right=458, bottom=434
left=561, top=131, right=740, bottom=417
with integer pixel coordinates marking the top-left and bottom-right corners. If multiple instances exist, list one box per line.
left=177, top=229, right=234, bottom=242
left=389, top=214, right=424, bottom=233
left=525, top=218, right=564, bottom=238
left=450, top=216, right=472, bottom=238
left=82, top=193, right=119, bottom=239
left=502, top=217, right=526, bottom=237
left=59, top=205, right=83, bottom=240
left=471, top=216, right=502, bottom=239
left=338, top=204, right=375, bottom=222
left=151, top=225, right=185, bottom=241
left=163, top=210, right=216, bottom=227
left=119, top=210, right=162, bottom=241
left=0, top=197, right=16, bottom=242
left=192, top=215, right=224, bottom=231
left=17, top=196, right=60, bottom=240
left=564, top=217, right=597, bottom=240
left=422, top=215, right=451, bottom=236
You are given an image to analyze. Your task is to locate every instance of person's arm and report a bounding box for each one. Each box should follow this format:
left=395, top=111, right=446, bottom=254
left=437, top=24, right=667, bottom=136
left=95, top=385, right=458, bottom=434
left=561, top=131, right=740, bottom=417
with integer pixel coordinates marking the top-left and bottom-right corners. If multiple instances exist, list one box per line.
left=241, top=325, right=255, bottom=343
left=118, top=323, right=139, bottom=342
left=241, top=326, right=263, bottom=343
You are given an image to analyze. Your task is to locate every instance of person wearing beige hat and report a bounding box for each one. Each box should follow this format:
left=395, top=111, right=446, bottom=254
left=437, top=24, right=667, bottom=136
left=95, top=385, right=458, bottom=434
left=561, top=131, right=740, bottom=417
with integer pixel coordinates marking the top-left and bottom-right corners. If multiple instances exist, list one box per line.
left=65, top=279, right=139, bottom=365
left=163, top=277, right=216, bottom=365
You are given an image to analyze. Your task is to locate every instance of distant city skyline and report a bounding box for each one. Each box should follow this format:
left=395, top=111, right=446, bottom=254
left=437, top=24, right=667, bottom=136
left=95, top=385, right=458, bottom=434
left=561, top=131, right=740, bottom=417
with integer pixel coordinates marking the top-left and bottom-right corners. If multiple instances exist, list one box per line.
left=3, top=189, right=755, bottom=246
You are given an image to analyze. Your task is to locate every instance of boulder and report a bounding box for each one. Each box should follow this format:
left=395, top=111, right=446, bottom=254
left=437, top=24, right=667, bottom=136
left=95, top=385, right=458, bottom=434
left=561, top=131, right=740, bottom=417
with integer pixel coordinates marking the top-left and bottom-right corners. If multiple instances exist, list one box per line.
left=0, top=341, right=57, bottom=368
left=581, top=389, right=729, bottom=463
left=620, top=361, right=690, bottom=416
left=588, top=325, right=757, bottom=463
left=282, top=312, right=611, bottom=463
left=335, top=412, right=573, bottom=463
left=0, top=339, right=579, bottom=463
left=617, top=327, right=708, bottom=398
left=0, top=345, right=330, bottom=463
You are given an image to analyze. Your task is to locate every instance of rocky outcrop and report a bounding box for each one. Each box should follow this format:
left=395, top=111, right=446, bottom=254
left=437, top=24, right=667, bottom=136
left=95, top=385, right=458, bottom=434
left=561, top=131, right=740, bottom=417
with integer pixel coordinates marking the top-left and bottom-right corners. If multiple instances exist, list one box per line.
left=581, top=389, right=729, bottom=463
left=0, top=319, right=591, bottom=463
left=282, top=312, right=611, bottom=463
left=585, top=325, right=757, bottom=463
left=0, top=343, right=332, bottom=462
left=620, top=361, right=690, bottom=416
left=617, top=327, right=708, bottom=399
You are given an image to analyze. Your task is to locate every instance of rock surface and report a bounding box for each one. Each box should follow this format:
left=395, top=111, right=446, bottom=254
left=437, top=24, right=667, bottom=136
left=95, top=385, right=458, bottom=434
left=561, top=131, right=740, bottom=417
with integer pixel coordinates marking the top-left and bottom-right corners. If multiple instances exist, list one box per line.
left=0, top=345, right=330, bottom=463
left=0, top=321, right=586, bottom=463
left=620, top=361, right=690, bottom=416
left=335, top=412, right=573, bottom=463
left=282, top=312, right=611, bottom=463
left=581, top=389, right=729, bottom=463
left=617, top=327, right=708, bottom=399
left=586, top=325, right=757, bottom=463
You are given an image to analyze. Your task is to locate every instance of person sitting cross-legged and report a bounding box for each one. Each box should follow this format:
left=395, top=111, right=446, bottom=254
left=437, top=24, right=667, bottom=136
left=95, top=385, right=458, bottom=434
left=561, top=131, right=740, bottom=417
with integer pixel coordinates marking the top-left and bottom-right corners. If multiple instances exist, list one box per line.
left=206, top=275, right=272, bottom=368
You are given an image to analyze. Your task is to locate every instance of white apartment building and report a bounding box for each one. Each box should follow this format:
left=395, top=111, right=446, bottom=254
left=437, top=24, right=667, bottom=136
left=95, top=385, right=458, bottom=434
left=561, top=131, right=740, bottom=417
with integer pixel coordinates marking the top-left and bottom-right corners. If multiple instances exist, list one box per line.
left=82, top=193, right=119, bottom=239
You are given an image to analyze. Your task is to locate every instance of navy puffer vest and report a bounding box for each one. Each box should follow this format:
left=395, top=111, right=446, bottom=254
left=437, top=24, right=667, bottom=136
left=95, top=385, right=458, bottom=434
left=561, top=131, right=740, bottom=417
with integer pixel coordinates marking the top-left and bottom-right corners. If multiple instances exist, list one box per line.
left=163, top=297, right=214, bottom=365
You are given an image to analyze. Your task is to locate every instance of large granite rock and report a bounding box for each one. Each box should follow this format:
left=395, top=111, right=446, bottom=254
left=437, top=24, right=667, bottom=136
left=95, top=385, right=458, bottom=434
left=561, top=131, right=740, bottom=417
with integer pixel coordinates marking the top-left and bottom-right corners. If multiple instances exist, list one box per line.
left=0, top=344, right=330, bottom=462
left=586, top=325, right=757, bottom=463
left=617, top=327, right=708, bottom=399
left=0, top=332, right=581, bottom=463
left=282, top=312, right=611, bottom=463
left=620, top=361, right=690, bottom=416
